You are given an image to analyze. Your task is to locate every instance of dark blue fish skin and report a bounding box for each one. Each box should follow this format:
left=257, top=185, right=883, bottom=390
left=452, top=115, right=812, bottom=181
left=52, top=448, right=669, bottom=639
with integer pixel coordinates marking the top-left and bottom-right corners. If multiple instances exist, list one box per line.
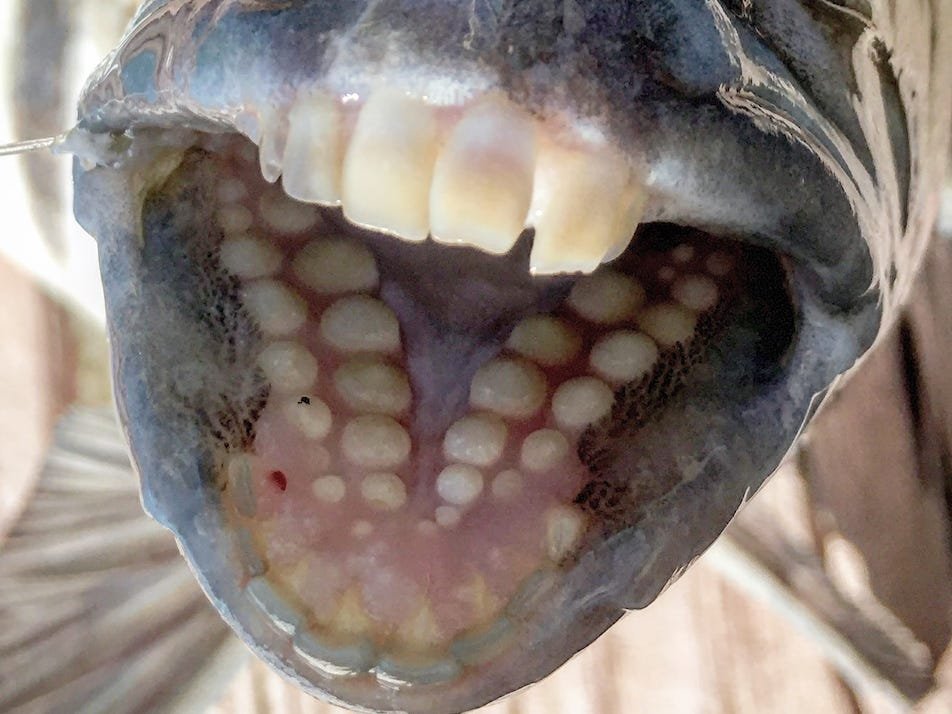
left=69, top=0, right=947, bottom=711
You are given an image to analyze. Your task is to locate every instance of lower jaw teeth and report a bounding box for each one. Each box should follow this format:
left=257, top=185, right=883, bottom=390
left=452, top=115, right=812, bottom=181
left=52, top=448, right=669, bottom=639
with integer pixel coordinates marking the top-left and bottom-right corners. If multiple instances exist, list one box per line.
left=158, top=135, right=748, bottom=682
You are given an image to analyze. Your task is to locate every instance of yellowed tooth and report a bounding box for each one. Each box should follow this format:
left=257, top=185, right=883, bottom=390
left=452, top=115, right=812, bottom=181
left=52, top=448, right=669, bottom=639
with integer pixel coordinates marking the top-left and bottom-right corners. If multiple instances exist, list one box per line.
left=395, top=600, right=445, bottom=650
left=528, top=143, right=646, bottom=274
left=258, top=106, right=286, bottom=183
left=331, top=587, right=374, bottom=637
left=282, top=91, right=344, bottom=204
left=342, top=90, right=438, bottom=241
left=430, top=97, right=536, bottom=253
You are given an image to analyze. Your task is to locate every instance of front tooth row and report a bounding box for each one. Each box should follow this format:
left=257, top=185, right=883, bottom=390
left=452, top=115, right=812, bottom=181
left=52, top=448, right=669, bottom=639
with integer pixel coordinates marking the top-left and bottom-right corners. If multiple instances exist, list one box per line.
left=273, top=90, right=647, bottom=274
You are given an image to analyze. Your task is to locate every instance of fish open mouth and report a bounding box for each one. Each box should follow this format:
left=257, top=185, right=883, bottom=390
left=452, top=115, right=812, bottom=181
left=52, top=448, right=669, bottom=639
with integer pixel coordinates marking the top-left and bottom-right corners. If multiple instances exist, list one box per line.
left=70, top=3, right=891, bottom=711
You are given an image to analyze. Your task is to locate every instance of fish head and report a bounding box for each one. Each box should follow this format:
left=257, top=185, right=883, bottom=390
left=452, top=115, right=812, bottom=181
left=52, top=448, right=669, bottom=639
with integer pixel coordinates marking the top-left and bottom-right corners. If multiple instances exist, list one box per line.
left=70, top=0, right=948, bottom=711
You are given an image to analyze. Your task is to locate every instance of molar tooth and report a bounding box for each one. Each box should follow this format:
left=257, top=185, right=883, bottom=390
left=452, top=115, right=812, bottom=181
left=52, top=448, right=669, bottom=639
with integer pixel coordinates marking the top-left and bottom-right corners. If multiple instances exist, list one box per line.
left=282, top=92, right=344, bottom=204
left=312, top=474, right=346, bottom=504
left=256, top=341, right=318, bottom=393
left=637, top=302, right=698, bottom=348
left=436, top=464, right=485, bottom=506
left=430, top=97, right=536, bottom=253
left=520, top=429, right=570, bottom=473
left=589, top=330, right=659, bottom=384
left=672, top=275, right=720, bottom=312
left=529, top=144, right=646, bottom=274
left=359, top=471, right=408, bottom=511
left=342, top=90, right=438, bottom=241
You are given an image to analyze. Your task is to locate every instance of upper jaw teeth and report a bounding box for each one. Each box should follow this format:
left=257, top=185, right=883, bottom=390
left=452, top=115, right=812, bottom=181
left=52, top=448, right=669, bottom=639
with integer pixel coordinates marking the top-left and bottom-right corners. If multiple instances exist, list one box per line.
left=254, top=88, right=648, bottom=274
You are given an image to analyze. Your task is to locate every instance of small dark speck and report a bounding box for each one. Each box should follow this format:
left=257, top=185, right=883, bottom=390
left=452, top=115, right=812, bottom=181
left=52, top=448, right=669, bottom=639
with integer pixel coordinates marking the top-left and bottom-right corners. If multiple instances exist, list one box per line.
left=298, top=396, right=311, bottom=405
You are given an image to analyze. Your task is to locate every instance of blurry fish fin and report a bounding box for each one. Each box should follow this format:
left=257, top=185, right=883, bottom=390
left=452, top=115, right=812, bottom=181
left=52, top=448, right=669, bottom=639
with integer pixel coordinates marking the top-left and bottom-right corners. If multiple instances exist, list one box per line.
left=0, top=408, right=247, bottom=714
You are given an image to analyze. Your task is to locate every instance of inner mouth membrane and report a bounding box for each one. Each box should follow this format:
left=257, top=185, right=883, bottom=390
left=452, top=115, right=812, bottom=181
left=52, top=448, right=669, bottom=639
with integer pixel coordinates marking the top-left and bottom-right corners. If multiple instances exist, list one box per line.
left=145, top=133, right=793, bottom=685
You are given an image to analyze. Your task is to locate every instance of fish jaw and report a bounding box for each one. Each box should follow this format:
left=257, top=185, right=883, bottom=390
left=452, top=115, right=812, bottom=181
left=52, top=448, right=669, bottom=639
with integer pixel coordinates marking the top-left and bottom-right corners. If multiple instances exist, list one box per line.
left=65, top=0, right=933, bottom=712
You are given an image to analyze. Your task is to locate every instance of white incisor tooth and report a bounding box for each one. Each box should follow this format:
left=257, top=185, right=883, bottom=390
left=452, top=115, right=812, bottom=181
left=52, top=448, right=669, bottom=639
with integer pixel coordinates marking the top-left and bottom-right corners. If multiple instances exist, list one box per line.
left=283, top=91, right=344, bottom=204
left=258, top=106, right=287, bottom=184
left=528, top=143, right=646, bottom=274
left=342, top=90, right=438, bottom=241
left=430, top=97, right=536, bottom=253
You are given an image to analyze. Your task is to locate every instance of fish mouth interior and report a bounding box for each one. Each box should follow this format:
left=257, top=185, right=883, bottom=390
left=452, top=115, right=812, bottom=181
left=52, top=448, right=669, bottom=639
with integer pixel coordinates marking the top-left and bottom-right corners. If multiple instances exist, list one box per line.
left=133, top=127, right=798, bottom=702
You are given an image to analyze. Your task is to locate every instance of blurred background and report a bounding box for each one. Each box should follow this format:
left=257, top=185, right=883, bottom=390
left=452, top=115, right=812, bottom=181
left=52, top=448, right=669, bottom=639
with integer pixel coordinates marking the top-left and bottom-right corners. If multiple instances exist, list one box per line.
left=0, top=2, right=950, bottom=712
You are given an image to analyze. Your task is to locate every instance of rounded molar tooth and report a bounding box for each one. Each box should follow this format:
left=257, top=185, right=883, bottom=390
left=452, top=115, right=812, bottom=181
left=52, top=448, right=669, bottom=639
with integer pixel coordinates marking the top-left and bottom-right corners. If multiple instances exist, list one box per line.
left=589, top=330, right=659, bottom=384
left=567, top=269, right=645, bottom=324
left=220, top=234, right=282, bottom=279
left=259, top=188, right=320, bottom=233
left=672, top=274, right=720, bottom=312
left=312, top=474, right=347, bottom=504
left=282, top=91, right=344, bottom=205
left=283, top=395, right=332, bottom=440
left=469, top=358, right=547, bottom=420
left=442, top=413, right=507, bottom=467
left=333, top=357, right=411, bottom=416
left=505, top=315, right=581, bottom=367
left=430, top=96, right=536, bottom=253
left=257, top=341, right=318, bottom=392
left=528, top=144, right=646, bottom=274
left=545, top=506, right=586, bottom=561
left=217, top=204, right=254, bottom=234
left=359, top=472, right=408, bottom=511
left=637, top=302, right=698, bottom=348
left=341, top=415, right=411, bottom=469
left=436, top=463, right=485, bottom=506
left=520, top=429, right=570, bottom=472
left=242, top=280, right=307, bottom=336
left=320, top=295, right=401, bottom=353
left=293, top=237, right=379, bottom=295
left=342, top=90, right=438, bottom=241
left=551, top=377, right=614, bottom=430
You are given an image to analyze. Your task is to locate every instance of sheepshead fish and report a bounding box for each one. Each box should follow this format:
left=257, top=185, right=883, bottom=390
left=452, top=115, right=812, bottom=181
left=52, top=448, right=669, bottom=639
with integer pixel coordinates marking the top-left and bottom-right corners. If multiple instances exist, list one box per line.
left=8, top=0, right=950, bottom=712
